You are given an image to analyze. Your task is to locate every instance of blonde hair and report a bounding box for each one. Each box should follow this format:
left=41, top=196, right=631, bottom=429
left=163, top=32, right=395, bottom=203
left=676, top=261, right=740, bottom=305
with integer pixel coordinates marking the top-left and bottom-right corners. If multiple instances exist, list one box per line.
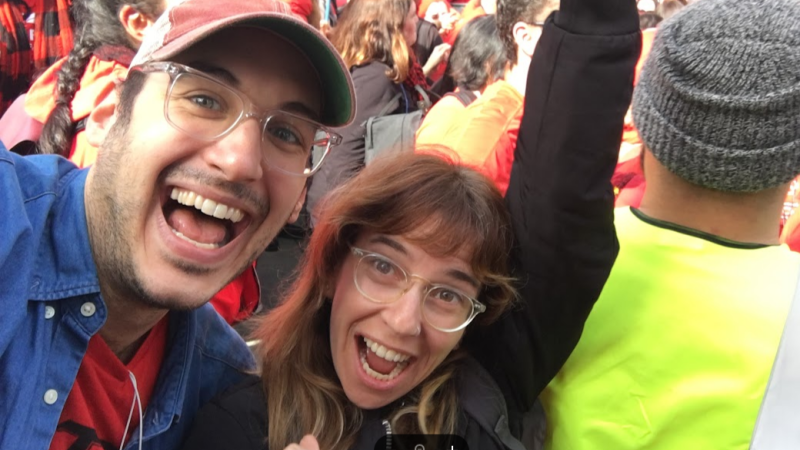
left=253, top=152, right=516, bottom=450
left=330, top=0, right=414, bottom=82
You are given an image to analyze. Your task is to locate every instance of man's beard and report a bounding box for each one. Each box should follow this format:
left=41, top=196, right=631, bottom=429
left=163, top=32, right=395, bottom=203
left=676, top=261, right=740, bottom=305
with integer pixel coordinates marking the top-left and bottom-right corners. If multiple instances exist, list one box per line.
left=85, top=119, right=218, bottom=311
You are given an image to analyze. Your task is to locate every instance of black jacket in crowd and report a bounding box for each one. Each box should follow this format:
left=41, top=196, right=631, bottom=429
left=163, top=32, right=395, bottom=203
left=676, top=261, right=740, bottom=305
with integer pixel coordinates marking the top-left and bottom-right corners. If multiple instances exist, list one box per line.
left=306, top=61, right=415, bottom=224
left=179, top=0, right=641, bottom=448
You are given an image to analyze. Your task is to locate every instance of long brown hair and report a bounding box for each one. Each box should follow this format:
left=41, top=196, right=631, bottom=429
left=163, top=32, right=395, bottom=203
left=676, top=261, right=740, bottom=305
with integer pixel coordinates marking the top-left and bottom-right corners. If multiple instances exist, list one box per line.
left=254, top=152, right=516, bottom=450
left=330, top=0, right=414, bottom=83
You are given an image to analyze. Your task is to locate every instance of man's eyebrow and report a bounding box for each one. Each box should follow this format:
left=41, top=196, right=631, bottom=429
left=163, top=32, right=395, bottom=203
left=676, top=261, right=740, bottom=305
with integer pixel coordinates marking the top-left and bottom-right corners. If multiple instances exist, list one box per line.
left=280, top=101, right=321, bottom=122
left=188, top=62, right=239, bottom=87
left=369, top=235, right=481, bottom=289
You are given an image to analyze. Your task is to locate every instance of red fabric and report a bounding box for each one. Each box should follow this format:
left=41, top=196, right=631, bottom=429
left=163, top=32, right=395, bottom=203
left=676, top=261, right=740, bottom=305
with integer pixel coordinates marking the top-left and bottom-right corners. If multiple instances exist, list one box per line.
left=0, top=0, right=33, bottom=115
left=209, top=261, right=261, bottom=324
left=50, top=317, right=168, bottom=450
left=32, top=0, right=73, bottom=73
left=781, top=199, right=800, bottom=253
left=281, top=0, right=312, bottom=21
left=403, top=55, right=430, bottom=102
left=612, top=153, right=645, bottom=208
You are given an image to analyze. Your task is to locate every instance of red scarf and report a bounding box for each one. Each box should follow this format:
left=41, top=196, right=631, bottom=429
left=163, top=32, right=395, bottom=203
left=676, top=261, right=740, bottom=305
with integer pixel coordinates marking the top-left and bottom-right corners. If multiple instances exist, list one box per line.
left=0, top=0, right=33, bottom=114
left=33, top=0, right=74, bottom=72
left=403, top=54, right=430, bottom=104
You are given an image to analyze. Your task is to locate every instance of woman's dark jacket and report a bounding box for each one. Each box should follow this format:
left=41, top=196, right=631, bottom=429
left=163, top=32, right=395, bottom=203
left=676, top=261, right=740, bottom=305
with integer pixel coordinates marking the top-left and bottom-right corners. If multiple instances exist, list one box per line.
left=180, top=357, right=532, bottom=450
left=181, top=0, right=640, bottom=448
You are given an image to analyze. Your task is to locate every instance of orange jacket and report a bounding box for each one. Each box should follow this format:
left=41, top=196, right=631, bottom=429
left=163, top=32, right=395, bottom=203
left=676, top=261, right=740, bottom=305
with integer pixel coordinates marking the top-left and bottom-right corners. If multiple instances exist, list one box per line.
left=25, top=55, right=127, bottom=168
left=418, top=80, right=522, bottom=194
left=416, top=93, right=467, bottom=145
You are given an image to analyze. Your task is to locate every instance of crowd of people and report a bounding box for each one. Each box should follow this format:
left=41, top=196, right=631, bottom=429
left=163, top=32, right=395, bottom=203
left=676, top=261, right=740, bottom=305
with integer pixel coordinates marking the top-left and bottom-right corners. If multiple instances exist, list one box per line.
left=0, top=0, right=798, bottom=449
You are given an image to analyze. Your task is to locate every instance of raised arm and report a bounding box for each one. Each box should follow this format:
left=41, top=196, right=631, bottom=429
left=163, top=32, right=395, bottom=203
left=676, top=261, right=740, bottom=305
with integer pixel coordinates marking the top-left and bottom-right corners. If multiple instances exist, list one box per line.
left=464, top=0, right=641, bottom=435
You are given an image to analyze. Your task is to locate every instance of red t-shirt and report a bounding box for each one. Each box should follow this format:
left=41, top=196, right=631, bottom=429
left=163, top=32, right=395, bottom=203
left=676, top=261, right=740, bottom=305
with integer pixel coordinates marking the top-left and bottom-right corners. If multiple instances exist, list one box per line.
left=50, top=317, right=169, bottom=450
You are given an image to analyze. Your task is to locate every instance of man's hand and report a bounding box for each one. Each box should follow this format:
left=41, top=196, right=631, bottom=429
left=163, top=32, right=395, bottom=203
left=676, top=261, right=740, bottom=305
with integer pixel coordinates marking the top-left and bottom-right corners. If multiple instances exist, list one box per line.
left=283, top=435, right=320, bottom=450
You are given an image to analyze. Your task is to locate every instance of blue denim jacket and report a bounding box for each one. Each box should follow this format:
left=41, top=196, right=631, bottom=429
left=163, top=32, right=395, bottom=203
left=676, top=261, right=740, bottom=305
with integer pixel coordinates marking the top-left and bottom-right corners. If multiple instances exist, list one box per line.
left=0, top=146, right=256, bottom=450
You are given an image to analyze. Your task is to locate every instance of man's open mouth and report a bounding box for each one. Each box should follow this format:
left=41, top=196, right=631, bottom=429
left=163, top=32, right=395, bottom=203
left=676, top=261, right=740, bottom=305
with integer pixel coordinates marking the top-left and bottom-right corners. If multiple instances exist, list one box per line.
left=162, top=187, right=249, bottom=249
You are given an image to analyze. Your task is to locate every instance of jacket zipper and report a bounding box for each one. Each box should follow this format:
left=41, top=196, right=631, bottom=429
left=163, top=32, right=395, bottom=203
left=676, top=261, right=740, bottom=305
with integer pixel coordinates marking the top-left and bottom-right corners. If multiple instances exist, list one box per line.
left=381, top=419, right=392, bottom=450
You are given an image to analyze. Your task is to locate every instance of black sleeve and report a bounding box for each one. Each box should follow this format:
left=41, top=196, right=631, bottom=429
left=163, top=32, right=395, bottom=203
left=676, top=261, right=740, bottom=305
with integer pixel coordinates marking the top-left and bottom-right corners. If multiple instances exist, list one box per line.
left=180, top=377, right=269, bottom=450
left=306, top=63, right=400, bottom=222
left=180, top=401, right=264, bottom=450
left=463, top=0, right=641, bottom=436
left=413, top=20, right=444, bottom=66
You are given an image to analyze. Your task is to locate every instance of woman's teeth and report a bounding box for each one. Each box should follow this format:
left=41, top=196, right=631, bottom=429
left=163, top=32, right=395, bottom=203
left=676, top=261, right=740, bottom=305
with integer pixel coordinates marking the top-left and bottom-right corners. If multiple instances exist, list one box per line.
left=170, top=187, right=245, bottom=223
left=364, top=337, right=411, bottom=362
left=361, top=337, right=410, bottom=382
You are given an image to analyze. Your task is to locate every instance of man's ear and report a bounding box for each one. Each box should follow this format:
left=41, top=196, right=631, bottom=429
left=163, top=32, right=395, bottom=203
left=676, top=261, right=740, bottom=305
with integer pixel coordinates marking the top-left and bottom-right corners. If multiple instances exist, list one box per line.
left=512, top=21, right=541, bottom=58
left=84, top=88, right=120, bottom=147
left=119, top=5, right=156, bottom=46
left=286, top=185, right=308, bottom=224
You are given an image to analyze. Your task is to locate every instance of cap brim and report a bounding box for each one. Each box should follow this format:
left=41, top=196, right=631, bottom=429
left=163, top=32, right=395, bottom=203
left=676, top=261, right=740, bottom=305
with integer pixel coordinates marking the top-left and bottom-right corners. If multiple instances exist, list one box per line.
left=149, top=13, right=355, bottom=128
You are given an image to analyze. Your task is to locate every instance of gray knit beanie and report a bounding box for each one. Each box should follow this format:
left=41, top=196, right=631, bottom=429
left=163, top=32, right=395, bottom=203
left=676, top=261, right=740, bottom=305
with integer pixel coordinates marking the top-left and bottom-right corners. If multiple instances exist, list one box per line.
left=632, top=0, right=800, bottom=192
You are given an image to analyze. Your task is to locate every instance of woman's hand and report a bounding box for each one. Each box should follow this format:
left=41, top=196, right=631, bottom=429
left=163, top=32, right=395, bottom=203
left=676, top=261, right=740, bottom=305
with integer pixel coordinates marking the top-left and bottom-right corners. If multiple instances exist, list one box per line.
left=283, top=435, right=320, bottom=450
left=423, top=43, right=451, bottom=77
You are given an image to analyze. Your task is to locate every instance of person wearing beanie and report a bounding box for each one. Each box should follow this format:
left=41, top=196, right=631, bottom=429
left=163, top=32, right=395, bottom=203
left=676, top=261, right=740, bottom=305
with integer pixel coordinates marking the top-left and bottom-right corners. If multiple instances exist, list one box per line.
left=541, top=0, right=800, bottom=449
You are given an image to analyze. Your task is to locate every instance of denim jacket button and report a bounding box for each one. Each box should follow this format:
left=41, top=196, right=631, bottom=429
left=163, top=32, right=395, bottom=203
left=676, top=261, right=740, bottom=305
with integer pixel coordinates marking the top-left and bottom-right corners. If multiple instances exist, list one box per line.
left=80, top=302, right=96, bottom=317
left=44, top=306, right=55, bottom=319
left=43, top=389, right=58, bottom=405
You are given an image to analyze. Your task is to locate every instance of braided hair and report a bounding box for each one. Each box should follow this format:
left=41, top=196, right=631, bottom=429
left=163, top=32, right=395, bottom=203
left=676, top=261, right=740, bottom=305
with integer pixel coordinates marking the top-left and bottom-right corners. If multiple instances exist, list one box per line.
left=38, top=0, right=163, bottom=157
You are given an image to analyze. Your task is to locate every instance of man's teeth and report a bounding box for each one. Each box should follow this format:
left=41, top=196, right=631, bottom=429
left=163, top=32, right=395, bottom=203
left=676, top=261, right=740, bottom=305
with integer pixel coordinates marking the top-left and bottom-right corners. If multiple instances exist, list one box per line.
left=363, top=337, right=411, bottom=363
left=170, top=188, right=244, bottom=223
left=172, top=230, right=219, bottom=249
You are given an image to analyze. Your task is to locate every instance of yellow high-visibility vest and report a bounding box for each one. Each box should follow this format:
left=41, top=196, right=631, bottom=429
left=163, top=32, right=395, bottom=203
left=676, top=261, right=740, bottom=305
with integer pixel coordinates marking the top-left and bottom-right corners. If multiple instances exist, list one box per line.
left=542, top=207, right=800, bottom=450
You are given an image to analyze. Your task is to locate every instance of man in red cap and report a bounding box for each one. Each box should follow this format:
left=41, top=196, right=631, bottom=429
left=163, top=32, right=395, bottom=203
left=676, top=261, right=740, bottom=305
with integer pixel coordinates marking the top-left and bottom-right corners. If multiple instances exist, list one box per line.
left=0, top=0, right=355, bottom=448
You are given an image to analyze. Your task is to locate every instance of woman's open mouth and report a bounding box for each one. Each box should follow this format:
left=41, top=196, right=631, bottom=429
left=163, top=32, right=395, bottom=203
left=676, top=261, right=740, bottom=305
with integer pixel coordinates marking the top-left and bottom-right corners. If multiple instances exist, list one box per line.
left=162, top=187, right=250, bottom=249
left=357, top=335, right=411, bottom=382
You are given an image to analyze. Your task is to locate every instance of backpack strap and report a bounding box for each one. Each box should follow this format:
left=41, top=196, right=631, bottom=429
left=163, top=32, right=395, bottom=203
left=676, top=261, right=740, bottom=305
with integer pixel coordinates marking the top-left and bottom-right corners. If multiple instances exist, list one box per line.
left=749, top=266, right=800, bottom=449
left=445, top=89, right=478, bottom=107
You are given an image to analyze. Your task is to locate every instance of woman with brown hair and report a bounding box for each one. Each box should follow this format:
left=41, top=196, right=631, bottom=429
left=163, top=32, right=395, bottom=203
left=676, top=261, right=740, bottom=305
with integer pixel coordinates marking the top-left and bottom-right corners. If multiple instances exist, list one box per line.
left=305, top=0, right=448, bottom=225
left=182, top=152, right=523, bottom=450
left=181, top=0, right=640, bottom=446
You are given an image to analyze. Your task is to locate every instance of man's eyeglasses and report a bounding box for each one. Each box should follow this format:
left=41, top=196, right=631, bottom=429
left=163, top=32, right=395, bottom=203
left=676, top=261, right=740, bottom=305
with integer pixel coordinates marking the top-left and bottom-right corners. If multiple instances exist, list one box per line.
left=130, top=62, right=342, bottom=177
left=350, top=247, right=486, bottom=332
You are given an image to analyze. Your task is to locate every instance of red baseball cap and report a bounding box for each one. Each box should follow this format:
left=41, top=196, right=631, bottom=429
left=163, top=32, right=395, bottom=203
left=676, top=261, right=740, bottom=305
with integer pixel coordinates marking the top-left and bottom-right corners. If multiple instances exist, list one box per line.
left=131, top=0, right=355, bottom=127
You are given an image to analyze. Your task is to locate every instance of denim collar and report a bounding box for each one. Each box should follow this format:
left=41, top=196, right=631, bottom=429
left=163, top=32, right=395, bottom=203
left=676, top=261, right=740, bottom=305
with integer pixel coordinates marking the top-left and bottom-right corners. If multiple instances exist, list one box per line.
left=28, top=168, right=101, bottom=302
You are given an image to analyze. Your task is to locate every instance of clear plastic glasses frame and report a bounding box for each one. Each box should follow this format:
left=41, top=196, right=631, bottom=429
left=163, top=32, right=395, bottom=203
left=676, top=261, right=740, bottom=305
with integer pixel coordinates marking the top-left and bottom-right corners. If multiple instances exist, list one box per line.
left=350, top=247, right=487, bottom=332
left=130, top=61, right=342, bottom=177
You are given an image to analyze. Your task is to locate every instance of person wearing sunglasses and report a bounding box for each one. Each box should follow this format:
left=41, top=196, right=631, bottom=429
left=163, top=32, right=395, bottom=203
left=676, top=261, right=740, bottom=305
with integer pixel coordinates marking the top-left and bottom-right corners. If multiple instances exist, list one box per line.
left=0, top=0, right=355, bottom=449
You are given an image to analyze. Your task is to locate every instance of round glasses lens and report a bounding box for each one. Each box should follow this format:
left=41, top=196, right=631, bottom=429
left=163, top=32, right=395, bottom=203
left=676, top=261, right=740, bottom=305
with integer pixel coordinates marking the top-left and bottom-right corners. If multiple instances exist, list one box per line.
left=264, top=113, right=329, bottom=176
left=423, top=286, right=473, bottom=331
left=355, top=254, right=407, bottom=303
left=166, top=72, right=244, bottom=140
